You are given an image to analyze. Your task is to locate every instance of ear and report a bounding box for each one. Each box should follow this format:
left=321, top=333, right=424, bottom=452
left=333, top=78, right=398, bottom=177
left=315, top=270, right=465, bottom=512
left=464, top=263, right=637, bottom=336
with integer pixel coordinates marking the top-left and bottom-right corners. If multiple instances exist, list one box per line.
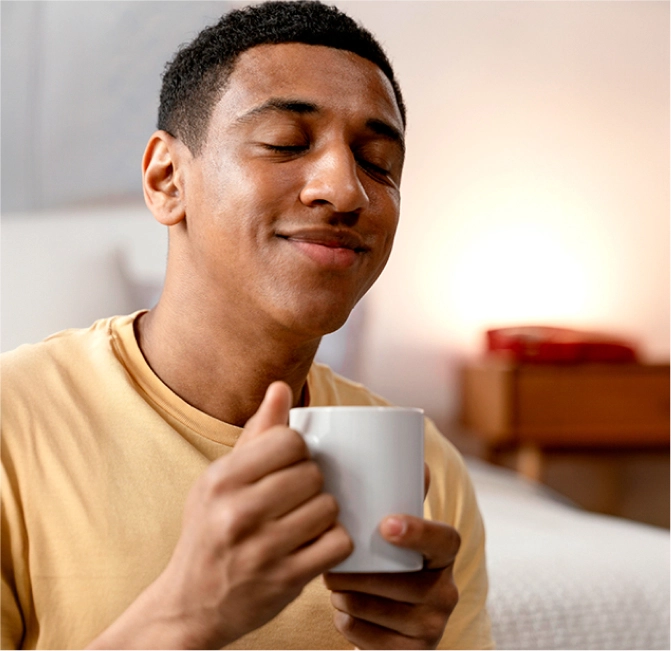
left=142, top=131, right=189, bottom=226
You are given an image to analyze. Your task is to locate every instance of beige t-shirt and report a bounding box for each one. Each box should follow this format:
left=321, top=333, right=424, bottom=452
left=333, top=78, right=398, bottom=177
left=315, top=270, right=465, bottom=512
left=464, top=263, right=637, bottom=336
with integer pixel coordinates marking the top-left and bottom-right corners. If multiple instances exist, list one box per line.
left=1, top=313, right=493, bottom=649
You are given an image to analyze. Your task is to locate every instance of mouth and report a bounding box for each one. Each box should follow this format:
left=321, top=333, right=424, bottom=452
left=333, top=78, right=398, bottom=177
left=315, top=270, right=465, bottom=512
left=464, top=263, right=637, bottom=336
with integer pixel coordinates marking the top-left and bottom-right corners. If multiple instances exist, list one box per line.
left=276, top=228, right=369, bottom=270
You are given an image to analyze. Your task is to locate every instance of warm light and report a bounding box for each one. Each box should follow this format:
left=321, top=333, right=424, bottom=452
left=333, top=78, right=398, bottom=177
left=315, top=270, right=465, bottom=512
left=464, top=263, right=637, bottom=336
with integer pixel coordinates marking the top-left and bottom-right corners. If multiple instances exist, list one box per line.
left=415, top=188, right=614, bottom=351
left=449, top=220, right=590, bottom=323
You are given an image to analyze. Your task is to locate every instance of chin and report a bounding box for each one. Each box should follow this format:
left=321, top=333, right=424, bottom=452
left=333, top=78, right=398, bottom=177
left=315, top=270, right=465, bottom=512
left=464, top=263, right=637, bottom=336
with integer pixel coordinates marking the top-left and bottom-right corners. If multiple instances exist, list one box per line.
left=276, top=296, right=356, bottom=339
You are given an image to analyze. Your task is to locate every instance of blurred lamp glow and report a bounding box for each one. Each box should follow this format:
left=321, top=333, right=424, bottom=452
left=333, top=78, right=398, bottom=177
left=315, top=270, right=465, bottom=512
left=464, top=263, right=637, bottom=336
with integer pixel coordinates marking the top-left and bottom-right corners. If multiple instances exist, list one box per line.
left=416, top=189, right=610, bottom=350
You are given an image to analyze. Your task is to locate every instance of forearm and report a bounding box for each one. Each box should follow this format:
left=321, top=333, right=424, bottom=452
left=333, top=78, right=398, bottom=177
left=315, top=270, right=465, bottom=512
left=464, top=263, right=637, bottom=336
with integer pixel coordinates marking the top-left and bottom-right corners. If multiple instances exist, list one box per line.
left=86, top=575, right=224, bottom=651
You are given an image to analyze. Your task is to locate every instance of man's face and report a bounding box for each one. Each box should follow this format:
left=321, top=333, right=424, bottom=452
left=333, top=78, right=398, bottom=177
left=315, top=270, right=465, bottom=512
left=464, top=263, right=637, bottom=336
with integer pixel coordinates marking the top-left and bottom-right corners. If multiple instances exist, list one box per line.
left=178, top=43, right=405, bottom=338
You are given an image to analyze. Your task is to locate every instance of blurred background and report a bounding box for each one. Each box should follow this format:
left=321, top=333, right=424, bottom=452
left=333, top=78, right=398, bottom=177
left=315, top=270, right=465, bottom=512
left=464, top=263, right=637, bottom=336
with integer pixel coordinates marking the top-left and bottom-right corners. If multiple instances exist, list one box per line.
left=2, top=1, right=669, bottom=526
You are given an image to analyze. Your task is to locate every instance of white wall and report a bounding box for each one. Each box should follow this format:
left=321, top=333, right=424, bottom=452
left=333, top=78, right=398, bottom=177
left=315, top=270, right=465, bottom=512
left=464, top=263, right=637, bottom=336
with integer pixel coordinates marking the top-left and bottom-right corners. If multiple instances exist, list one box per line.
left=2, top=1, right=668, bottom=430
left=333, top=1, right=670, bottom=427
left=1, top=1, right=231, bottom=211
left=1, top=205, right=167, bottom=353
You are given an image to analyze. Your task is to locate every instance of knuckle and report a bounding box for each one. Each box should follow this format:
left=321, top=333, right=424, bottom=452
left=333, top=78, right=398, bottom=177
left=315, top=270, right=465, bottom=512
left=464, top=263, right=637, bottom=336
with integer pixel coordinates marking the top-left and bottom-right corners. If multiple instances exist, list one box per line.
left=444, top=579, right=459, bottom=611
left=451, top=528, right=462, bottom=553
left=319, top=492, right=340, bottom=519
left=201, top=457, right=237, bottom=496
left=304, top=461, right=325, bottom=493
left=321, top=523, right=353, bottom=565
left=424, top=607, right=451, bottom=643
left=217, top=501, right=257, bottom=542
left=333, top=609, right=357, bottom=636
left=282, top=427, right=310, bottom=460
left=329, top=590, right=349, bottom=612
left=434, top=573, right=459, bottom=615
left=200, top=464, right=223, bottom=496
left=336, top=525, right=355, bottom=558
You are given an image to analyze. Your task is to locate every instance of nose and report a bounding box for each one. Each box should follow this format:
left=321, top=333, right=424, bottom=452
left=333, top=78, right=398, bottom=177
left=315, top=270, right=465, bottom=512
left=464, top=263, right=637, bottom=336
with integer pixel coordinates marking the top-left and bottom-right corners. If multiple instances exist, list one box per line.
left=299, top=145, right=370, bottom=216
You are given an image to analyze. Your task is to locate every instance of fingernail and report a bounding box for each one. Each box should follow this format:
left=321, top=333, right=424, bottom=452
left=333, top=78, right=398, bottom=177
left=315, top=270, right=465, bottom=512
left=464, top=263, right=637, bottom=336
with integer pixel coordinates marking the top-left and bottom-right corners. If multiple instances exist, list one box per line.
left=383, top=516, right=407, bottom=538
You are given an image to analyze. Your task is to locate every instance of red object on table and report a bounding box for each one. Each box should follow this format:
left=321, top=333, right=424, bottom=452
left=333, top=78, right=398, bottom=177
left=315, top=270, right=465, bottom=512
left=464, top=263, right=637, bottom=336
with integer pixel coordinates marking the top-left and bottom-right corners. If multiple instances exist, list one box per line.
left=486, top=326, right=638, bottom=364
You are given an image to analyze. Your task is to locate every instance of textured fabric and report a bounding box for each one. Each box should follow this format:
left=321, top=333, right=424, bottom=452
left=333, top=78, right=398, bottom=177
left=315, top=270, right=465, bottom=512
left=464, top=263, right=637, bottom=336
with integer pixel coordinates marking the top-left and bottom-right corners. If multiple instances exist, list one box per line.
left=466, top=458, right=670, bottom=651
left=1, top=313, right=493, bottom=650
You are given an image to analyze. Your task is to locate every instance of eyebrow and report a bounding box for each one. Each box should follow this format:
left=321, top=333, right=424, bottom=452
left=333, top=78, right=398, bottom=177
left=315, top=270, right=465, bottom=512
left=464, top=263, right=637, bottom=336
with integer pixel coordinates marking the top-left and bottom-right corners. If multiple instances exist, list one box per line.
left=235, top=98, right=319, bottom=124
left=236, top=97, right=405, bottom=153
left=366, top=118, right=405, bottom=155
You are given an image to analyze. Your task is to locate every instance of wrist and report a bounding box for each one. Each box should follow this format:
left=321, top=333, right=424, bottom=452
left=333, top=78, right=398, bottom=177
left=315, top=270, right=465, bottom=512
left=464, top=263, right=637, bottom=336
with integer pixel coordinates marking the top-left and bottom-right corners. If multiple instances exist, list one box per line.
left=87, top=573, right=226, bottom=650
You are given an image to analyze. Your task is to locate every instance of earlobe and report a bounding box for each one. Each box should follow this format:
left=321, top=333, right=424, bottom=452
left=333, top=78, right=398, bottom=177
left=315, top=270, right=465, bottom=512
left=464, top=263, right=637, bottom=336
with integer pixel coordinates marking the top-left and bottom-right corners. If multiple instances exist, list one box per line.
left=142, top=131, right=187, bottom=226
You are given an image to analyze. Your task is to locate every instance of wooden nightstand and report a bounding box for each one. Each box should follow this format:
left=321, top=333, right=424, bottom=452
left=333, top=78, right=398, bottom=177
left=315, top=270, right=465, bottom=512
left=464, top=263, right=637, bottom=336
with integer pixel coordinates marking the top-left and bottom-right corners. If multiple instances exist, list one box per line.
left=461, top=360, right=670, bottom=482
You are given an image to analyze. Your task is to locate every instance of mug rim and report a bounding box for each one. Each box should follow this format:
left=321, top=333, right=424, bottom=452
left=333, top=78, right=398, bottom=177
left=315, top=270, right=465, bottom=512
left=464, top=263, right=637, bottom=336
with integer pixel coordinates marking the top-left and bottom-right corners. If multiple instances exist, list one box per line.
left=289, top=406, right=424, bottom=414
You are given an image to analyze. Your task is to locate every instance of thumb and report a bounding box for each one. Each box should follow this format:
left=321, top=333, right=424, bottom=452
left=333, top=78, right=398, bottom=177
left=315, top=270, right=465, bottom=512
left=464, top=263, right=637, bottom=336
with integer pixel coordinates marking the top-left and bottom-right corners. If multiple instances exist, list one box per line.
left=240, top=381, right=293, bottom=442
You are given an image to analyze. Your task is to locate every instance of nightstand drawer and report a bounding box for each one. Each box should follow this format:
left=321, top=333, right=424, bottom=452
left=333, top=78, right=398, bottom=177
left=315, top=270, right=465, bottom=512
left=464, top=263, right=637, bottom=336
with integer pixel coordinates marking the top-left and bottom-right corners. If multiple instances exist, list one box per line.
left=515, top=365, right=670, bottom=444
left=461, top=361, right=670, bottom=446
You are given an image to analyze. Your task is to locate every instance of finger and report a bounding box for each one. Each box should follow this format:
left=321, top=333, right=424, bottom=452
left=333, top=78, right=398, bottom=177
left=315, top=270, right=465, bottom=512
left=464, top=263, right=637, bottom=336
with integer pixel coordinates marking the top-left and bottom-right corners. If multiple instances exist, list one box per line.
left=379, top=516, right=460, bottom=571
left=246, top=460, right=324, bottom=521
left=331, top=592, right=436, bottom=637
left=240, top=381, right=292, bottom=443
left=424, top=462, right=431, bottom=499
left=332, top=610, right=426, bottom=651
left=324, top=568, right=443, bottom=604
left=269, top=492, right=342, bottom=556
left=285, top=522, right=354, bottom=582
left=206, top=425, right=310, bottom=488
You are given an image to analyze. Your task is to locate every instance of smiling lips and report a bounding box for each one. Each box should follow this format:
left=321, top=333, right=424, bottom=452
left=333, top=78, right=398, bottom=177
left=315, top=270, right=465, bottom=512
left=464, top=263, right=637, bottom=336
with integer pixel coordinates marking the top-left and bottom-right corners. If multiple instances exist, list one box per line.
left=278, top=228, right=369, bottom=270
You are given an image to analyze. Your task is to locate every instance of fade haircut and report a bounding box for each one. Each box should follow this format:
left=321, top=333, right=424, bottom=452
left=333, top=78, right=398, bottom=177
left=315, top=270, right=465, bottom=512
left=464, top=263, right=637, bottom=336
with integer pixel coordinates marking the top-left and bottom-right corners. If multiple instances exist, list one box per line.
left=158, top=0, right=406, bottom=155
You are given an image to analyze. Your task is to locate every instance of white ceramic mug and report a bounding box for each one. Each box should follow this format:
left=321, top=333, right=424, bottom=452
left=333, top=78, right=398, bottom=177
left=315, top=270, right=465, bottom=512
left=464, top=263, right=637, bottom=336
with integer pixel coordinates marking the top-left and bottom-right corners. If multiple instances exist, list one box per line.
left=289, top=405, right=424, bottom=573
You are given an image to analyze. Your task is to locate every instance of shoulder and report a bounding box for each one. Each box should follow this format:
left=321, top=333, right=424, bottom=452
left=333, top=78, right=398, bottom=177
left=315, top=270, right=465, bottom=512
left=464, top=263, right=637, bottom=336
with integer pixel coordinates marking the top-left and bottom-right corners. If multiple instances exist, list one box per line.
left=2, top=318, right=112, bottom=391
left=3, top=316, right=115, bottom=367
left=1, top=315, right=136, bottom=427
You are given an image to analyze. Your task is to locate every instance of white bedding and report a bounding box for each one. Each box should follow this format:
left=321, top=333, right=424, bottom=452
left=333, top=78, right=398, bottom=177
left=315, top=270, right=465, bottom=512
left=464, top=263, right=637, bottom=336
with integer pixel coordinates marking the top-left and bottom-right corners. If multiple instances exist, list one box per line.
left=466, top=457, right=670, bottom=650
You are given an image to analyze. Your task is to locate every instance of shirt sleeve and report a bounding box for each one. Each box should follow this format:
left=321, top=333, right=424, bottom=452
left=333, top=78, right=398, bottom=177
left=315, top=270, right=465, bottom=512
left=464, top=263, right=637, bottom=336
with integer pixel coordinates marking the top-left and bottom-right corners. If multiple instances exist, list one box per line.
left=423, top=419, right=495, bottom=650
left=2, top=458, right=27, bottom=650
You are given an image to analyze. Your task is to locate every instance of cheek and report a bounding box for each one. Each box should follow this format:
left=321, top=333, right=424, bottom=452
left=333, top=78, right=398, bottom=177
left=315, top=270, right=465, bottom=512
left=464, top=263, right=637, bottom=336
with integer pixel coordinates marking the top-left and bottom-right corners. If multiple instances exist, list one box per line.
left=229, top=162, right=303, bottom=222
left=369, top=188, right=401, bottom=241
left=190, top=166, right=278, bottom=238
left=358, top=193, right=399, bottom=287
left=367, top=192, right=400, bottom=282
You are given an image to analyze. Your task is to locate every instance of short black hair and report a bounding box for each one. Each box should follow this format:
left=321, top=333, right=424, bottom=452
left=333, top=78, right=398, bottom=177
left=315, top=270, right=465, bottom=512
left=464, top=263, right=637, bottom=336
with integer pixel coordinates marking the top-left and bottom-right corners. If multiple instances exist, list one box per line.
left=158, top=0, right=406, bottom=155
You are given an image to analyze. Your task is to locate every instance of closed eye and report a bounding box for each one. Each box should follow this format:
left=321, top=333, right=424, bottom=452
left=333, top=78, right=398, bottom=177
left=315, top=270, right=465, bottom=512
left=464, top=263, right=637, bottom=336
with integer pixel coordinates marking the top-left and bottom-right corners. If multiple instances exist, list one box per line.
left=353, top=142, right=399, bottom=183
left=263, top=144, right=308, bottom=153
left=357, top=157, right=393, bottom=181
left=360, top=160, right=390, bottom=175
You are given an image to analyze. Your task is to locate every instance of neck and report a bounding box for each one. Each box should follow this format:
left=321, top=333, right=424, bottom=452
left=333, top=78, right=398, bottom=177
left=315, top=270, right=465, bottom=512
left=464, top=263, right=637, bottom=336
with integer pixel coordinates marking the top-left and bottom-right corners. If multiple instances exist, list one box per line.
left=135, top=294, right=320, bottom=428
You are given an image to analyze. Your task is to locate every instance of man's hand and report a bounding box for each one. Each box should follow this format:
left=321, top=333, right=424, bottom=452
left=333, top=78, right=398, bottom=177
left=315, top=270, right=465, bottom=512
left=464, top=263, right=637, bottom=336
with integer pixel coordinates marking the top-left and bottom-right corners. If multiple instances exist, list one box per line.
left=323, top=467, right=460, bottom=650
left=89, top=382, right=353, bottom=650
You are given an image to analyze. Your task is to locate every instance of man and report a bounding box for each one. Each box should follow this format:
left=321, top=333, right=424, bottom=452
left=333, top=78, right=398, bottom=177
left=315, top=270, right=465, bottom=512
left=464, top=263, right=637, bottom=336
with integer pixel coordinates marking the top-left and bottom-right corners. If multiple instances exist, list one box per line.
left=1, top=2, right=493, bottom=648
